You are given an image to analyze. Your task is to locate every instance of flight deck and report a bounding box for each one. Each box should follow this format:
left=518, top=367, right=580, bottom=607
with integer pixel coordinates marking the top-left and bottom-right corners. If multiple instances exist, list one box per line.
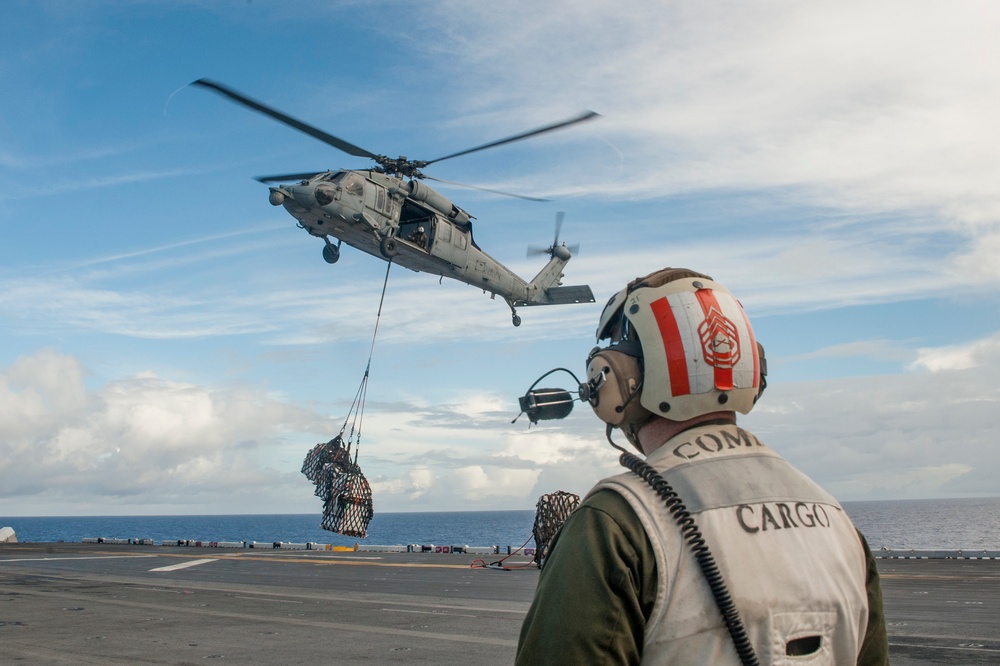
left=1, top=542, right=997, bottom=664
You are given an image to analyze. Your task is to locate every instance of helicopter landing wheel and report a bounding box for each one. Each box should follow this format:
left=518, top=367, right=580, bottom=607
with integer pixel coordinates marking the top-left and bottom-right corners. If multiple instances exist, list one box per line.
left=512, top=314, right=522, bottom=327
left=322, top=240, right=341, bottom=264
left=379, top=237, right=398, bottom=258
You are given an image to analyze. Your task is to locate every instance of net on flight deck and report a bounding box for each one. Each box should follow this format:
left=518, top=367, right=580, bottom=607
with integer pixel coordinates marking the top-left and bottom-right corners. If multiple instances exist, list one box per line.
left=301, top=435, right=373, bottom=538
left=532, top=490, right=581, bottom=568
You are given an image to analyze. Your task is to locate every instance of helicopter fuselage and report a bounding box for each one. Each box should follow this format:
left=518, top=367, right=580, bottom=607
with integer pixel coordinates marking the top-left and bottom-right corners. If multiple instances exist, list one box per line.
left=267, top=170, right=590, bottom=324
left=192, top=78, right=597, bottom=325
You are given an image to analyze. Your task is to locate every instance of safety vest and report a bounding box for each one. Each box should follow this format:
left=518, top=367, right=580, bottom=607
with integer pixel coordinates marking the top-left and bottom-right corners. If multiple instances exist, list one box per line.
left=593, top=423, right=869, bottom=665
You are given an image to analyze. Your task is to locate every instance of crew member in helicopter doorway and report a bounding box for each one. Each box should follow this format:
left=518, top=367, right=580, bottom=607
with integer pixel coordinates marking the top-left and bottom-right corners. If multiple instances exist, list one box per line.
left=515, top=268, right=888, bottom=665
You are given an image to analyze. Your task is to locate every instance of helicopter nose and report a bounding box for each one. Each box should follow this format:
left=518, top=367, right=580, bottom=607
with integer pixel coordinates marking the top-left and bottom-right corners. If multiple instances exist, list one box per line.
left=287, top=184, right=318, bottom=208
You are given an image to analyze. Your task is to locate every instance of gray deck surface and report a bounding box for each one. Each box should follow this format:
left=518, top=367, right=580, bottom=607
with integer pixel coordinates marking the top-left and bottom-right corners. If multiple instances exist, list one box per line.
left=1, top=542, right=997, bottom=664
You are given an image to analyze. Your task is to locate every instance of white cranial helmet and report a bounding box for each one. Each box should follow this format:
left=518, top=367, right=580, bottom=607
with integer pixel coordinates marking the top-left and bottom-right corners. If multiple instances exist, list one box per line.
left=587, top=268, right=764, bottom=438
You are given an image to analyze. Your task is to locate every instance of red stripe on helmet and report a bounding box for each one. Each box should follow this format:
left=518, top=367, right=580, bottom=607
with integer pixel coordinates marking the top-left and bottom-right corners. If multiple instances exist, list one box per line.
left=649, top=296, right=691, bottom=397
left=694, top=288, right=736, bottom=391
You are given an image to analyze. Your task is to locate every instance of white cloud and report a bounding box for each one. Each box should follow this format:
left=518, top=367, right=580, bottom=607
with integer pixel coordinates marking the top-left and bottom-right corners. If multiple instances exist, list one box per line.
left=0, top=350, right=336, bottom=515
left=499, top=430, right=605, bottom=467
left=953, top=230, right=1000, bottom=282
left=910, top=333, right=1000, bottom=372
left=4, top=334, right=998, bottom=517
left=413, top=0, right=1000, bottom=311
left=745, top=334, right=1000, bottom=500
left=3, top=2, right=999, bottom=516
left=0, top=222, right=977, bottom=356
left=451, top=465, right=540, bottom=499
left=836, top=463, right=975, bottom=499
left=428, top=1, right=1000, bottom=216
left=785, top=340, right=914, bottom=366
left=370, top=468, right=436, bottom=500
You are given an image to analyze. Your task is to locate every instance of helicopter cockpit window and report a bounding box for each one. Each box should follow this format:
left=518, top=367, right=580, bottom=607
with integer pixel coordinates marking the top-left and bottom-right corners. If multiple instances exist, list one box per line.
left=341, top=172, right=365, bottom=197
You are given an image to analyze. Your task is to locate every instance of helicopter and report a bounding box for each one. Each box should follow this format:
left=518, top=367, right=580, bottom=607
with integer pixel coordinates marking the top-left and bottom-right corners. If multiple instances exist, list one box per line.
left=193, top=79, right=597, bottom=326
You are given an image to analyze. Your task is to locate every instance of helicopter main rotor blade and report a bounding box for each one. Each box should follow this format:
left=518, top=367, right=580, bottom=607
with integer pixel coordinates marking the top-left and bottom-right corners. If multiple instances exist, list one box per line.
left=553, top=211, right=565, bottom=246
left=254, top=172, right=326, bottom=184
left=424, top=175, right=550, bottom=202
left=192, top=79, right=379, bottom=160
left=423, top=110, right=601, bottom=167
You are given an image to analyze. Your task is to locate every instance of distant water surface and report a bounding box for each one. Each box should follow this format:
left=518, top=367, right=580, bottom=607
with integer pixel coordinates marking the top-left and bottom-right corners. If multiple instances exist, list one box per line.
left=4, top=498, right=998, bottom=551
left=842, top=497, right=1000, bottom=551
left=2, top=511, right=537, bottom=548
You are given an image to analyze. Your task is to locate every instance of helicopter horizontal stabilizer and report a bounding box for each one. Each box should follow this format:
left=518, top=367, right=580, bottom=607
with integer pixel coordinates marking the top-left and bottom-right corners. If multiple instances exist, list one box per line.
left=517, top=285, right=595, bottom=307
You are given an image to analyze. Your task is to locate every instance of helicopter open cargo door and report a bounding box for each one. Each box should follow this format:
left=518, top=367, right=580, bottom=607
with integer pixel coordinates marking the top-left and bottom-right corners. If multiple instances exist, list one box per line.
left=428, top=218, right=466, bottom=265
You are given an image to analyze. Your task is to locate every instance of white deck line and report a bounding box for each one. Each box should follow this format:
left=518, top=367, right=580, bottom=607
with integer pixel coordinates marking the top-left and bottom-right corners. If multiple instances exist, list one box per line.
left=149, top=558, right=219, bottom=572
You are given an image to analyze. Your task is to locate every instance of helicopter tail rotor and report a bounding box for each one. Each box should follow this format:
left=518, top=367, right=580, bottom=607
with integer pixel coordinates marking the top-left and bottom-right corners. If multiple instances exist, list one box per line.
left=528, top=212, right=579, bottom=260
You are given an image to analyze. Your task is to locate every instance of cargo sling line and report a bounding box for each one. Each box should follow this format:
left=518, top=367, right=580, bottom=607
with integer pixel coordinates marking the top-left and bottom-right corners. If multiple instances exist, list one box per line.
left=301, top=261, right=393, bottom=538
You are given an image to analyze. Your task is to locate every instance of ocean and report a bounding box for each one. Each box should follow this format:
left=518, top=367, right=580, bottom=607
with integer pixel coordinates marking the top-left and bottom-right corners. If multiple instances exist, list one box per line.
left=3, top=498, right=999, bottom=551
left=1, top=510, right=538, bottom=549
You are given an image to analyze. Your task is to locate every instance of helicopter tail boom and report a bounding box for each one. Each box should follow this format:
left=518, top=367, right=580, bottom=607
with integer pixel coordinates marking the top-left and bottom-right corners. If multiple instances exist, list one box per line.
left=516, top=255, right=595, bottom=306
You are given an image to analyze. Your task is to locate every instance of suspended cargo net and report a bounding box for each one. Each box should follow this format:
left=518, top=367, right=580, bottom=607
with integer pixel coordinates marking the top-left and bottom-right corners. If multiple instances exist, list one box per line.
left=532, top=490, right=580, bottom=569
left=301, top=261, right=392, bottom=539
left=302, top=435, right=374, bottom=538
left=321, top=469, right=373, bottom=537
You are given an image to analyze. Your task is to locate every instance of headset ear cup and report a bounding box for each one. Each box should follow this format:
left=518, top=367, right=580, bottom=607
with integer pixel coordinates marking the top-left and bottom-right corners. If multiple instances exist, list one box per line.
left=586, top=349, right=649, bottom=426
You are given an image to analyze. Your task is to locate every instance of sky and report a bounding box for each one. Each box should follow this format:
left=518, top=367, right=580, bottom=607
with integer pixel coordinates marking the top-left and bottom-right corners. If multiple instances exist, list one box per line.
left=1, top=0, right=998, bottom=518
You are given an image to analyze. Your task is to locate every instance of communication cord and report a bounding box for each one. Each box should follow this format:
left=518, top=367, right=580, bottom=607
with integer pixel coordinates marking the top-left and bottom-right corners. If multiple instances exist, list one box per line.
left=618, top=448, right=761, bottom=666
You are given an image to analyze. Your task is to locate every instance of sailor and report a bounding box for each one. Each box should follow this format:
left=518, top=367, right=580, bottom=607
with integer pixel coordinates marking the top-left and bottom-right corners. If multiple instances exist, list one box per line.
left=408, top=225, right=427, bottom=248
left=516, top=267, right=889, bottom=665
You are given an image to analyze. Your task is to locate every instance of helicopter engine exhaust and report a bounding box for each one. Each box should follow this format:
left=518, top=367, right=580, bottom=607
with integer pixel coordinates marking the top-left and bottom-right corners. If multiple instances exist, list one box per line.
left=406, top=180, right=471, bottom=224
